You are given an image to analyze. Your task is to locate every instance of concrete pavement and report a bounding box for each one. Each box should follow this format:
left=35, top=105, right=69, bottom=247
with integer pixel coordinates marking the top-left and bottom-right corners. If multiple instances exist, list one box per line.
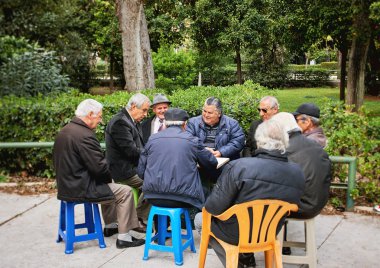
left=0, top=192, right=379, bottom=268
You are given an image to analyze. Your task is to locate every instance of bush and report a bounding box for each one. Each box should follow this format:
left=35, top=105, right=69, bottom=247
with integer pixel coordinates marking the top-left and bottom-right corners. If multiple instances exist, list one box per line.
left=0, top=35, right=37, bottom=66
left=0, top=49, right=69, bottom=97
left=321, top=100, right=380, bottom=204
left=152, top=45, right=197, bottom=93
left=0, top=82, right=271, bottom=176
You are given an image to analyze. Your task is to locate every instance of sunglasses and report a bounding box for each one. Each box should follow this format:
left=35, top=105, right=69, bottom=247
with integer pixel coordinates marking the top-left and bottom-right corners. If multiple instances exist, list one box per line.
left=257, top=108, right=268, bottom=113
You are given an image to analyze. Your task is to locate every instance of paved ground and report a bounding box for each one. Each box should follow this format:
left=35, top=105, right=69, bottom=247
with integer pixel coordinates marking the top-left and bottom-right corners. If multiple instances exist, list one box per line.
left=0, top=192, right=379, bottom=268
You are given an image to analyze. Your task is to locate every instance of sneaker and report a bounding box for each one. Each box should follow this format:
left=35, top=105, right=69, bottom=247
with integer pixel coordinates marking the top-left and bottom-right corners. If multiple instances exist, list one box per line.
left=116, top=237, right=145, bottom=249
left=374, top=205, right=380, bottom=213
left=238, top=253, right=256, bottom=268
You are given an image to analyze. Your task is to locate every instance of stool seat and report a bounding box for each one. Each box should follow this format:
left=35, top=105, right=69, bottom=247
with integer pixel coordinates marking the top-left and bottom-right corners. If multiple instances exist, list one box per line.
left=56, top=201, right=106, bottom=254
left=279, top=217, right=317, bottom=268
left=143, top=206, right=196, bottom=266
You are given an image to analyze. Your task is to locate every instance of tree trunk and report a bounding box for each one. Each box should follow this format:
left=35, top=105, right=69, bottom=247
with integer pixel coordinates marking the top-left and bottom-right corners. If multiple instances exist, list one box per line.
left=339, top=47, right=348, bottom=101
left=236, top=47, right=242, bottom=84
left=116, top=0, right=155, bottom=92
left=109, top=52, right=114, bottom=90
left=346, top=0, right=371, bottom=112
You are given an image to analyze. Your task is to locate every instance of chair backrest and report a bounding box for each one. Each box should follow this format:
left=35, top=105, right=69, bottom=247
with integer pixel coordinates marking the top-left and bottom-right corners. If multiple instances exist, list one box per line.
left=213, top=199, right=298, bottom=252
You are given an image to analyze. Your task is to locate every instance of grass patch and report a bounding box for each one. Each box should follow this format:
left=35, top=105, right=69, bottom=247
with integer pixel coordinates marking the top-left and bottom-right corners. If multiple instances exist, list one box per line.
left=275, top=87, right=380, bottom=116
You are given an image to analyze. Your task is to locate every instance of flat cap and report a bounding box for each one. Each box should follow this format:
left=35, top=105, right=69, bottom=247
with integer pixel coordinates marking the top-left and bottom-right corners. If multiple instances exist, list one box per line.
left=293, top=103, right=320, bottom=118
left=164, top=108, right=189, bottom=121
left=152, top=93, right=172, bottom=106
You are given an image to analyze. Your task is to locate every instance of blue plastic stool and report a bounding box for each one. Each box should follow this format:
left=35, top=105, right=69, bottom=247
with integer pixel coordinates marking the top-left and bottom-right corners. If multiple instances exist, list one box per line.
left=56, top=201, right=106, bottom=254
left=143, top=206, right=196, bottom=266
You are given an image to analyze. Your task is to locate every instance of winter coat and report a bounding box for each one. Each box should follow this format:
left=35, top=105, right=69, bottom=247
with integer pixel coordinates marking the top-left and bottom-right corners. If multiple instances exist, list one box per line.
left=186, top=115, right=245, bottom=160
left=53, top=117, right=114, bottom=202
left=205, top=149, right=305, bottom=245
left=242, top=119, right=263, bottom=157
left=287, top=131, right=331, bottom=218
left=105, top=108, right=144, bottom=181
left=138, top=126, right=218, bottom=210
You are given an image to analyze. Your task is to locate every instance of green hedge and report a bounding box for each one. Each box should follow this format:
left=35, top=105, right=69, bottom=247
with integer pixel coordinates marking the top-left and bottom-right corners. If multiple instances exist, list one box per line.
left=0, top=82, right=270, bottom=176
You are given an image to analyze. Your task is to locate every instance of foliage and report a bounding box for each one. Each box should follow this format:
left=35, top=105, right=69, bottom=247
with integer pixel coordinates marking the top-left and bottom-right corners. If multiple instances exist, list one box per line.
left=0, top=49, right=69, bottom=97
left=0, top=35, right=38, bottom=66
left=152, top=45, right=197, bottom=93
left=321, top=100, right=380, bottom=203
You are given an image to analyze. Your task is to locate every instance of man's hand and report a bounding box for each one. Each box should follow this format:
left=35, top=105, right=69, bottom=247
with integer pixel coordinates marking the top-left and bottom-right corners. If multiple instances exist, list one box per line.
left=205, top=147, right=222, bottom=157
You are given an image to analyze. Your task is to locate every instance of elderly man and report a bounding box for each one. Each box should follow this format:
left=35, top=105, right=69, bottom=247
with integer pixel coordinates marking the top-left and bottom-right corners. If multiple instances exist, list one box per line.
left=195, top=120, right=305, bottom=267
left=186, top=97, right=245, bottom=183
left=271, top=112, right=331, bottom=255
left=293, top=103, right=327, bottom=147
left=141, top=93, right=171, bottom=144
left=53, top=99, right=145, bottom=249
left=138, top=108, right=217, bottom=210
left=105, top=93, right=151, bottom=234
left=243, top=95, right=279, bottom=157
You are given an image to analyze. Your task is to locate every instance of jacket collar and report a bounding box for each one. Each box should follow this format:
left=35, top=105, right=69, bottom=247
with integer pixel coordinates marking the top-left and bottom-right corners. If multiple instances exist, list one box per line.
left=70, top=116, right=92, bottom=131
left=199, top=115, right=226, bottom=130
left=254, top=148, right=288, bottom=162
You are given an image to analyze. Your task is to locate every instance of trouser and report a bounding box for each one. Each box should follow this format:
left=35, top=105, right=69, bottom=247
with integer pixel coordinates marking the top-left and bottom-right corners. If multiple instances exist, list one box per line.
left=120, top=174, right=151, bottom=220
left=100, top=182, right=139, bottom=233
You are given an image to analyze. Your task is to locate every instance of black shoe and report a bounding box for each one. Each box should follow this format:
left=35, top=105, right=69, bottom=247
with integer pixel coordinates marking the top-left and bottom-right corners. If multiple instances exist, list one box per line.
left=239, top=253, right=256, bottom=268
left=282, top=246, right=291, bottom=255
left=116, top=237, right=145, bottom=249
left=103, top=227, right=118, bottom=237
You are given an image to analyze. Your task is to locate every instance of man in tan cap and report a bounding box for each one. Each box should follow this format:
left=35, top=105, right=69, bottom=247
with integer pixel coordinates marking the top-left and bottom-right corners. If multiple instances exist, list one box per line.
left=141, top=93, right=172, bottom=143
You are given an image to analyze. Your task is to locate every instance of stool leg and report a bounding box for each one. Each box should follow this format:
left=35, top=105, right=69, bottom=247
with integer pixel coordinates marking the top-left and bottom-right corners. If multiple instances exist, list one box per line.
left=158, top=215, right=168, bottom=245
left=57, top=201, right=65, bottom=243
left=143, top=209, right=156, bottom=261
left=306, top=220, right=317, bottom=268
left=84, top=203, right=95, bottom=234
left=171, top=210, right=183, bottom=266
left=65, top=202, right=75, bottom=254
left=92, top=204, right=106, bottom=248
left=183, top=209, right=196, bottom=253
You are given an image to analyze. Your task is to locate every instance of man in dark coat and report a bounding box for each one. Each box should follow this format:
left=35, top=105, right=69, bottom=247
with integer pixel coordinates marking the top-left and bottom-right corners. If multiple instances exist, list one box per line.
left=105, top=93, right=151, bottom=229
left=141, top=93, right=171, bottom=144
left=271, top=112, right=331, bottom=255
left=243, top=95, right=279, bottom=157
left=138, top=108, right=218, bottom=210
left=53, top=99, right=144, bottom=249
left=195, top=119, right=305, bottom=267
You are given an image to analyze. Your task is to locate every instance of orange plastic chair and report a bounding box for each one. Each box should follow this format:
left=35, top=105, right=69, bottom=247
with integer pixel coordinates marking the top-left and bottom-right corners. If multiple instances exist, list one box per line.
left=198, top=199, right=298, bottom=268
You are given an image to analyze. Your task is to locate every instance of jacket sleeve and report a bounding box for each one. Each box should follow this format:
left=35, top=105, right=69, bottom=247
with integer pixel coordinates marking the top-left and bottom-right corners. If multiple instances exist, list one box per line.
left=137, top=147, right=148, bottom=180
left=185, top=118, right=197, bottom=137
left=218, top=120, right=245, bottom=158
left=196, top=139, right=218, bottom=169
left=109, top=119, right=141, bottom=160
left=79, top=135, right=112, bottom=183
left=204, top=163, right=239, bottom=215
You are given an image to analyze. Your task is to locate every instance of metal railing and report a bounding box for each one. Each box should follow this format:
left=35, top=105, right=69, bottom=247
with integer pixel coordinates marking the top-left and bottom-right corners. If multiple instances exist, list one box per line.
left=0, top=142, right=357, bottom=210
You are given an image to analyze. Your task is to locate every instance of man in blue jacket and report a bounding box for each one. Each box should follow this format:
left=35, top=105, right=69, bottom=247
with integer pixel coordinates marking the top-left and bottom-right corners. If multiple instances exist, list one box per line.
left=186, top=97, right=245, bottom=183
left=138, top=108, right=218, bottom=210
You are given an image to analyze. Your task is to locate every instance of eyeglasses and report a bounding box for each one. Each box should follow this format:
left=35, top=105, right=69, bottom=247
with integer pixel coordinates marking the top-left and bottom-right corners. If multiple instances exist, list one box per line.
left=257, top=108, right=268, bottom=113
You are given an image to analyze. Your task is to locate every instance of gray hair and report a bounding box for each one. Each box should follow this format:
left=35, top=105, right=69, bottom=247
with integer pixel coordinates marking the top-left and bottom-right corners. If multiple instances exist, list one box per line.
left=271, top=112, right=302, bottom=134
left=260, top=96, right=279, bottom=110
left=297, top=114, right=320, bottom=126
left=255, top=120, right=288, bottom=153
left=126, top=93, right=151, bottom=110
left=75, top=99, right=103, bottom=117
left=203, top=97, right=222, bottom=114
left=165, top=121, right=185, bottom=127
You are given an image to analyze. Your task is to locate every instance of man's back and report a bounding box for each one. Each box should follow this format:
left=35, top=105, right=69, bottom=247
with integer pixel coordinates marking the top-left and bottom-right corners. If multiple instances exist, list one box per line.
left=138, top=126, right=217, bottom=209
left=287, top=131, right=331, bottom=218
left=205, top=149, right=305, bottom=245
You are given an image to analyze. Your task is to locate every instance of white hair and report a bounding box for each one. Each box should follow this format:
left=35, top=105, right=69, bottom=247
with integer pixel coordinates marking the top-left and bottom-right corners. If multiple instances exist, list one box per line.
left=271, top=112, right=302, bottom=133
left=255, top=120, right=289, bottom=153
left=165, top=121, right=185, bottom=127
left=75, top=99, right=103, bottom=117
left=260, top=96, right=279, bottom=109
left=126, top=93, right=151, bottom=110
